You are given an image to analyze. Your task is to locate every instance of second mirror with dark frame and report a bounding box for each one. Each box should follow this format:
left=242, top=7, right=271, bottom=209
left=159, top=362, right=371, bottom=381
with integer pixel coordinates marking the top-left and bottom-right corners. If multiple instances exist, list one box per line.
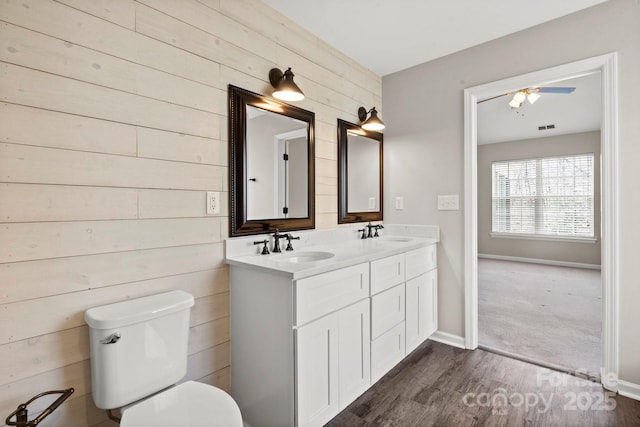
left=337, top=119, right=383, bottom=224
left=229, top=85, right=315, bottom=237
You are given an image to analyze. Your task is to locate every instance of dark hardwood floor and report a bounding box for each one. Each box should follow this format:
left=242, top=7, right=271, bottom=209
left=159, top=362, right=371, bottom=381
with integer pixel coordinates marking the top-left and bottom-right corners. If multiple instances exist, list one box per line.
left=327, top=341, right=640, bottom=426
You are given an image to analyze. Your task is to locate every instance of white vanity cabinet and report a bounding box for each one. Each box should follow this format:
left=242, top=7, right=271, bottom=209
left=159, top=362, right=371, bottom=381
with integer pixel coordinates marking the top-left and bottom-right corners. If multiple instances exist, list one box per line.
left=228, top=240, right=438, bottom=427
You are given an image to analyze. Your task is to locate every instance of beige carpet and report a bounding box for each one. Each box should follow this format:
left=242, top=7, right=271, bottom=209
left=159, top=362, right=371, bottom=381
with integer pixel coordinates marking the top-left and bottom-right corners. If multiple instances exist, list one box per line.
left=478, top=258, right=601, bottom=377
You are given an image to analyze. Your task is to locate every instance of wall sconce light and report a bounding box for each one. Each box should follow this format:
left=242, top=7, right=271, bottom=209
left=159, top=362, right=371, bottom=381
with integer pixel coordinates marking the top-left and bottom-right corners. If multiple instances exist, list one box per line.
left=269, top=67, right=305, bottom=101
left=358, top=106, right=385, bottom=131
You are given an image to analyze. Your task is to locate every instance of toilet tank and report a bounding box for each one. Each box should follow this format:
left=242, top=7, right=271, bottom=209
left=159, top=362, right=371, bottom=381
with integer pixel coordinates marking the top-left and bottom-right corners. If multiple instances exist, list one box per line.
left=85, top=291, right=195, bottom=409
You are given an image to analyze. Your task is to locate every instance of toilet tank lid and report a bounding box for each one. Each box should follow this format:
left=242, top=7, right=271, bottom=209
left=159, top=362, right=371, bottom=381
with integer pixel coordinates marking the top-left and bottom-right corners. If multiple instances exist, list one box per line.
left=85, top=291, right=195, bottom=329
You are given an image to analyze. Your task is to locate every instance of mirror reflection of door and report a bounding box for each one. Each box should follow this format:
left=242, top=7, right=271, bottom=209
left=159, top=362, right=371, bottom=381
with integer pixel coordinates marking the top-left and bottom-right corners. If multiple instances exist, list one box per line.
left=275, top=131, right=308, bottom=218
left=246, top=105, right=308, bottom=220
left=347, top=133, right=381, bottom=213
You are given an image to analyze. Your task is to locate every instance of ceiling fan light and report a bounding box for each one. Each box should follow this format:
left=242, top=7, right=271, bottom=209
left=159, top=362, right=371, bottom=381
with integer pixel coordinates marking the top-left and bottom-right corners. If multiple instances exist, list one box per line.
left=527, top=92, right=541, bottom=104
left=512, top=91, right=526, bottom=103
left=509, top=98, right=522, bottom=108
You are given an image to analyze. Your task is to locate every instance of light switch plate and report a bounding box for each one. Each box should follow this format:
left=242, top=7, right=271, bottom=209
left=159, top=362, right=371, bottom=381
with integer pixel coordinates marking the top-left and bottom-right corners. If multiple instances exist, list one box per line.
left=395, top=196, right=404, bottom=210
left=437, top=195, right=459, bottom=211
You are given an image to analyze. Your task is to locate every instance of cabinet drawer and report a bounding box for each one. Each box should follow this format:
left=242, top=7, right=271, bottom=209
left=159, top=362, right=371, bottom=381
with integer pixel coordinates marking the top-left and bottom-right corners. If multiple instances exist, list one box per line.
left=371, top=322, right=405, bottom=383
left=295, top=263, right=369, bottom=326
left=371, top=283, right=405, bottom=340
left=405, top=245, right=437, bottom=280
left=370, top=253, right=405, bottom=295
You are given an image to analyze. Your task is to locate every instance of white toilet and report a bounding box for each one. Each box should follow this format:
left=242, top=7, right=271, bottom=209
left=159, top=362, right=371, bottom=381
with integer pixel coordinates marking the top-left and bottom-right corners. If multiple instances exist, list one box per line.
left=85, top=291, right=243, bottom=427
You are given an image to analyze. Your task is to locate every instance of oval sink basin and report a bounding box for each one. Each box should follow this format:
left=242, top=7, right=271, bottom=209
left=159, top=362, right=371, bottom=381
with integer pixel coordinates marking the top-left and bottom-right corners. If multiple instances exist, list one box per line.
left=276, top=251, right=335, bottom=264
left=379, top=236, right=413, bottom=242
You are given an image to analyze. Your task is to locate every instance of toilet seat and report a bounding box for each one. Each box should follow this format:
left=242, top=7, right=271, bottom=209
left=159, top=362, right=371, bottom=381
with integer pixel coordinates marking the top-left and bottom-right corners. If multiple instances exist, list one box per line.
left=120, top=381, right=243, bottom=427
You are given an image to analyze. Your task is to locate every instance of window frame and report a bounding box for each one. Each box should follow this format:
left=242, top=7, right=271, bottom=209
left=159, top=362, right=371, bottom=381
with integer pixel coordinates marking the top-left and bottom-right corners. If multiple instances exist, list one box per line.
left=490, top=152, right=597, bottom=243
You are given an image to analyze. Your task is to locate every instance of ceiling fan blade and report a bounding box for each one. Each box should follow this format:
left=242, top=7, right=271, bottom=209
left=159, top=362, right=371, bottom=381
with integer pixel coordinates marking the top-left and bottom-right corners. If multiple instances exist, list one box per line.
left=536, top=87, right=576, bottom=94
left=477, top=92, right=510, bottom=104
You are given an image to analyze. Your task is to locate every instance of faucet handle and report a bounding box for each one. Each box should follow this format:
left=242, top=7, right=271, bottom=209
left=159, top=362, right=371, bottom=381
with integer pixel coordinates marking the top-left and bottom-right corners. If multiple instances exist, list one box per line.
left=284, top=234, right=300, bottom=251
left=253, top=239, right=270, bottom=255
left=373, top=224, right=384, bottom=237
left=357, top=228, right=367, bottom=239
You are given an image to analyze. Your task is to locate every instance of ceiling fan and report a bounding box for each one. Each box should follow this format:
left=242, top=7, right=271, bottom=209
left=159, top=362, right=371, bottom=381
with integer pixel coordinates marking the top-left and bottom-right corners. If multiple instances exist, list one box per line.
left=478, top=86, right=576, bottom=108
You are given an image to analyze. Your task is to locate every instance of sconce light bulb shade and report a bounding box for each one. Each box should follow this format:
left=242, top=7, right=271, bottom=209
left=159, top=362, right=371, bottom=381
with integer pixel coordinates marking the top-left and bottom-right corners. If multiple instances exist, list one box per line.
left=269, top=67, right=305, bottom=101
left=359, top=106, right=385, bottom=131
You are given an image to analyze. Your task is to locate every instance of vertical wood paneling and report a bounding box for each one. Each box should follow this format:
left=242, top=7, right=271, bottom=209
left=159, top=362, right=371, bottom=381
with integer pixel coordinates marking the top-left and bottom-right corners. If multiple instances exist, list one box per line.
left=0, top=0, right=380, bottom=425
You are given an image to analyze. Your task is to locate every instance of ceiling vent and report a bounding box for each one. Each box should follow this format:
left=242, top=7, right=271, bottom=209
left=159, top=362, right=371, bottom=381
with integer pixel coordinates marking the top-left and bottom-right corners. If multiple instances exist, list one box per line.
left=538, top=124, right=556, bottom=131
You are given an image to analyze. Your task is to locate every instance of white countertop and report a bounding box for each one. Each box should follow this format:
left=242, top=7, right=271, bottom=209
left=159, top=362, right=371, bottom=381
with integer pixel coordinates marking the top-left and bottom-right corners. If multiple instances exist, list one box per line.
left=225, top=235, right=439, bottom=280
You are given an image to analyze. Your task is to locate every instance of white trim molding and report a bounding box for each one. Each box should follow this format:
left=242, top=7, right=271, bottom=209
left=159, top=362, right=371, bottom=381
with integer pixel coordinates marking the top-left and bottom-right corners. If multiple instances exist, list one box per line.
left=618, top=380, right=640, bottom=402
left=429, top=331, right=466, bottom=349
left=489, top=232, right=598, bottom=244
left=464, top=53, right=620, bottom=391
left=478, top=253, right=601, bottom=270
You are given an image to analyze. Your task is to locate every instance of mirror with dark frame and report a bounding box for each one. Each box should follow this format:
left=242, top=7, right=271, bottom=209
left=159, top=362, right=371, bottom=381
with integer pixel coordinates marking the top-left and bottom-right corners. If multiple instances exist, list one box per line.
left=337, top=119, right=383, bottom=224
left=229, top=85, right=315, bottom=237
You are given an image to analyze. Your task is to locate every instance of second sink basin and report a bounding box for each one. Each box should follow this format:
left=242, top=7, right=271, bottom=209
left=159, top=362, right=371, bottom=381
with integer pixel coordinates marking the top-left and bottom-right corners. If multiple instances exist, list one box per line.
left=275, top=251, right=335, bottom=264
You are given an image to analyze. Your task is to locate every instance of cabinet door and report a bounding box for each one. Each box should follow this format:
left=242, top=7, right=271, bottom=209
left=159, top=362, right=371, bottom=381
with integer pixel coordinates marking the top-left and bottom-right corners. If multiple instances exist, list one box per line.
left=406, top=269, right=438, bottom=354
left=405, top=274, right=423, bottom=354
left=296, top=314, right=339, bottom=427
left=338, top=299, right=371, bottom=410
left=423, top=269, right=438, bottom=338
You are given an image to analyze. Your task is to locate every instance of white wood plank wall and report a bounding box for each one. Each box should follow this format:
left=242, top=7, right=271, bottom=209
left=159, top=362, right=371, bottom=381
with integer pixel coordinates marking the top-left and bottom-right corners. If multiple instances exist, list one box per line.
left=0, top=0, right=381, bottom=425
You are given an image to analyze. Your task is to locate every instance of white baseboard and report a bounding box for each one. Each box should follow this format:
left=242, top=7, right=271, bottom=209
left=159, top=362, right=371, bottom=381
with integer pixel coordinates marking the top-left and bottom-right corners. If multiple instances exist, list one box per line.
left=618, top=380, right=640, bottom=401
left=429, top=331, right=466, bottom=349
left=478, top=253, right=601, bottom=270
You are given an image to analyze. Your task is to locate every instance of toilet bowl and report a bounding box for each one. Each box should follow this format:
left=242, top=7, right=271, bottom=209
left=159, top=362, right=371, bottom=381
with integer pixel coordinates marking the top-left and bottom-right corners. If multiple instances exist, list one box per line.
left=85, top=291, right=242, bottom=426
left=120, top=381, right=242, bottom=427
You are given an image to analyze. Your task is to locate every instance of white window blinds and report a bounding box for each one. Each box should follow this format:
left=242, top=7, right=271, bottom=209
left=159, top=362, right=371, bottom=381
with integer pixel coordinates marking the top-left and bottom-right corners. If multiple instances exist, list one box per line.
left=492, top=154, right=594, bottom=238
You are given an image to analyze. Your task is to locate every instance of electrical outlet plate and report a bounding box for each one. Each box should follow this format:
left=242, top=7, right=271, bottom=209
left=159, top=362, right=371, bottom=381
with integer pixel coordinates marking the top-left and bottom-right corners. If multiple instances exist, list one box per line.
left=206, top=191, right=221, bottom=215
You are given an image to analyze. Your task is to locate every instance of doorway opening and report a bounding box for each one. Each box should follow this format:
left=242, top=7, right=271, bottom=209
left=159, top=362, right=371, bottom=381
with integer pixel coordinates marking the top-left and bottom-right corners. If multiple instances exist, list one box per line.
left=463, top=54, right=619, bottom=391
left=476, top=73, right=602, bottom=379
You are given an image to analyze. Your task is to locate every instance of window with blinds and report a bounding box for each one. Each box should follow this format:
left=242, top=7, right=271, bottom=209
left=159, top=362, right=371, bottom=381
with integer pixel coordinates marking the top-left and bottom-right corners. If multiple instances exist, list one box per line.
left=492, top=154, right=594, bottom=238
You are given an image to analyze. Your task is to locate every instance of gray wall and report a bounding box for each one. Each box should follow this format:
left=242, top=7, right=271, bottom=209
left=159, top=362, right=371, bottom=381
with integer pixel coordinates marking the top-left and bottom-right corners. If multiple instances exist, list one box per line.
left=383, top=0, right=640, bottom=385
left=478, top=131, right=601, bottom=265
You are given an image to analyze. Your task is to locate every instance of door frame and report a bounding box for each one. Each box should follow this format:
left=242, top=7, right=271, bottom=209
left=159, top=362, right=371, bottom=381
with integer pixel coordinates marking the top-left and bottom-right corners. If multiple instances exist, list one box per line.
left=463, top=53, right=619, bottom=391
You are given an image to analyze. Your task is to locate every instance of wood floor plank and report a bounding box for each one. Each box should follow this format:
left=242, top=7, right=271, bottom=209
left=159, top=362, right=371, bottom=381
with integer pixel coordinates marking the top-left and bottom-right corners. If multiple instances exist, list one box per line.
left=327, top=341, right=640, bottom=426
